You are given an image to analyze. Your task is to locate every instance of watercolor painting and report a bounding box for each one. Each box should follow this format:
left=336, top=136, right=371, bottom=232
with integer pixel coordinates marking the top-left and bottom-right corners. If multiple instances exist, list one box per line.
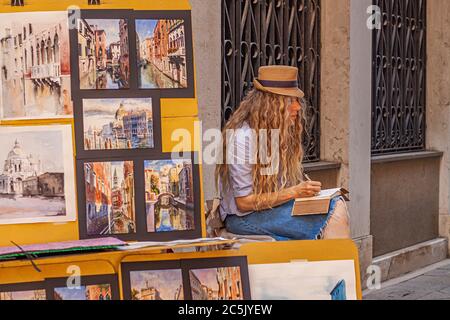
left=0, top=11, right=72, bottom=120
left=84, top=161, right=135, bottom=235
left=189, top=267, right=244, bottom=300
left=144, top=159, right=194, bottom=233
left=0, top=290, right=46, bottom=300
left=78, top=19, right=129, bottom=89
left=0, top=125, right=76, bottom=225
left=249, top=260, right=357, bottom=300
left=130, top=269, right=184, bottom=300
left=54, top=284, right=112, bottom=300
left=136, top=19, right=187, bottom=89
left=83, top=98, right=154, bottom=151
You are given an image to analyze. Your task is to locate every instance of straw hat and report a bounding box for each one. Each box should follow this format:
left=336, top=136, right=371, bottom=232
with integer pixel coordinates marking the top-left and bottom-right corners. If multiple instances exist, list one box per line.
left=253, top=65, right=305, bottom=99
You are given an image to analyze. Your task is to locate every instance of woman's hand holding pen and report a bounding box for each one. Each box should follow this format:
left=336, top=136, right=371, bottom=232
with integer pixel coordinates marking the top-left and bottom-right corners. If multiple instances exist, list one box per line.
left=290, top=175, right=322, bottom=199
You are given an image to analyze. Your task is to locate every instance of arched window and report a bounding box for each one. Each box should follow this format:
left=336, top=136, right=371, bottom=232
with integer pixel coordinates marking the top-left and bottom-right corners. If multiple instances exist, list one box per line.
left=30, top=46, right=34, bottom=66
left=40, top=40, right=45, bottom=65
left=53, top=33, right=60, bottom=63
left=46, top=37, right=52, bottom=64
left=36, top=43, right=40, bottom=65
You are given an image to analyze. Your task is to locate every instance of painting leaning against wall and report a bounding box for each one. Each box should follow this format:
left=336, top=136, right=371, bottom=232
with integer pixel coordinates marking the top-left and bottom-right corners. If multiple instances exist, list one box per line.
left=0, top=11, right=72, bottom=120
left=0, top=125, right=76, bottom=225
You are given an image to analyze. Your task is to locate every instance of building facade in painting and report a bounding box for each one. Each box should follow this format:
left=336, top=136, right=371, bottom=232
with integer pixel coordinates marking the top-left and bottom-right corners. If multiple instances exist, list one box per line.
left=84, top=101, right=153, bottom=151
left=78, top=18, right=95, bottom=89
left=216, top=267, right=243, bottom=300
left=0, top=140, right=41, bottom=195
left=119, top=19, right=129, bottom=85
left=0, top=290, right=46, bottom=300
left=94, top=28, right=107, bottom=70
left=84, top=162, right=112, bottom=235
left=137, top=283, right=162, bottom=300
left=85, top=161, right=135, bottom=235
left=167, top=19, right=187, bottom=87
left=137, top=19, right=187, bottom=88
left=0, top=14, right=71, bottom=118
left=189, top=271, right=209, bottom=300
left=109, top=41, right=120, bottom=66
left=0, top=140, right=63, bottom=200
left=22, top=172, right=64, bottom=198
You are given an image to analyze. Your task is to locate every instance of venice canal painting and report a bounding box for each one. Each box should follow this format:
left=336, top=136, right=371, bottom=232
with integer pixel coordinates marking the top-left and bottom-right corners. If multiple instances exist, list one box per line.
left=78, top=18, right=130, bottom=89
left=136, top=19, right=187, bottom=89
left=144, top=159, right=195, bottom=233
left=84, top=161, right=136, bottom=236
left=83, top=98, right=154, bottom=151
left=0, top=125, right=76, bottom=224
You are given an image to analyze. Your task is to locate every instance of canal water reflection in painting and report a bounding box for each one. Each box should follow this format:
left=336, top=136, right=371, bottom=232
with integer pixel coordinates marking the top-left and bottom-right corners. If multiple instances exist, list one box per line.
left=84, top=161, right=136, bottom=235
left=144, top=159, right=194, bottom=233
left=83, top=98, right=154, bottom=151
left=77, top=18, right=130, bottom=90
left=136, top=19, right=187, bottom=89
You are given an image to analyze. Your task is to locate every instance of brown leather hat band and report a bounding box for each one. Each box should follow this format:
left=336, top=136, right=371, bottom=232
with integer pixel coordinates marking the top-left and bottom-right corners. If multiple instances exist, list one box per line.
left=257, top=79, right=299, bottom=88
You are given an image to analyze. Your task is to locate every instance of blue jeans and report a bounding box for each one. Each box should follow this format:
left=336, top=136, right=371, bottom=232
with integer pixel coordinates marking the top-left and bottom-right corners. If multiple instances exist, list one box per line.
left=225, top=196, right=343, bottom=241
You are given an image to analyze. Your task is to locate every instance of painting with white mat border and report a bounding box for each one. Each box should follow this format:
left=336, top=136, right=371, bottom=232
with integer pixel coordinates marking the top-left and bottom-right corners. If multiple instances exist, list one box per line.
left=0, top=11, right=72, bottom=120
left=0, top=124, right=76, bottom=224
left=249, top=260, right=357, bottom=300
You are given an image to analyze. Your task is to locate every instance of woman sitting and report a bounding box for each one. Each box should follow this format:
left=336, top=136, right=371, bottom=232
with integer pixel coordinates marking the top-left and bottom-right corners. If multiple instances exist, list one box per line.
left=216, top=66, right=351, bottom=241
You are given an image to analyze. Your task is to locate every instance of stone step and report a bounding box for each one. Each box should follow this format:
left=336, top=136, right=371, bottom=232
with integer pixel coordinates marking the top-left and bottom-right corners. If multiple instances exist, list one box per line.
left=372, top=238, right=448, bottom=283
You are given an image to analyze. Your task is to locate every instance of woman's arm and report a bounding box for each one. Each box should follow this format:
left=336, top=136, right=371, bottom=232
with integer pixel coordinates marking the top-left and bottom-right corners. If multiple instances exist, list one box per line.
left=235, top=181, right=322, bottom=212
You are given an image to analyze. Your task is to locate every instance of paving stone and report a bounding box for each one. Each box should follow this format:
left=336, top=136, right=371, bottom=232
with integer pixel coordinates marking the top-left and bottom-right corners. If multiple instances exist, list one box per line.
left=418, top=291, right=450, bottom=300
left=423, top=268, right=450, bottom=277
left=364, top=285, right=430, bottom=300
left=363, top=261, right=450, bottom=300
left=399, top=275, right=450, bottom=291
left=437, top=263, right=450, bottom=271
left=435, top=286, right=450, bottom=294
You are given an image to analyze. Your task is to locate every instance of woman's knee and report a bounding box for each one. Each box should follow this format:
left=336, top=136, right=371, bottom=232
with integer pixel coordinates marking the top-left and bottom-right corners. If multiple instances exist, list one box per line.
left=322, top=199, right=351, bottom=240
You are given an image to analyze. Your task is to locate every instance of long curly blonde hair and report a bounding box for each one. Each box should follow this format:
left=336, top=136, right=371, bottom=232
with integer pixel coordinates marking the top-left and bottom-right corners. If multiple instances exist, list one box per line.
left=215, top=89, right=306, bottom=210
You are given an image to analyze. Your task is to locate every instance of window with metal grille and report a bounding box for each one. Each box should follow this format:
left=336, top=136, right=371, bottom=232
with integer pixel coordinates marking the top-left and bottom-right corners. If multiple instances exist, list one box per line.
left=372, top=0, right=426, bottom=155
left=222, top=0, right=321, bottom=162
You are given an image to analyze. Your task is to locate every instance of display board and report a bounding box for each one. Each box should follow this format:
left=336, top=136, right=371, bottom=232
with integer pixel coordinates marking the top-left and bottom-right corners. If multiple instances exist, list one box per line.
left=0, top=240, right=363, bottom=300
left=0, top=0, right=204, bottom=247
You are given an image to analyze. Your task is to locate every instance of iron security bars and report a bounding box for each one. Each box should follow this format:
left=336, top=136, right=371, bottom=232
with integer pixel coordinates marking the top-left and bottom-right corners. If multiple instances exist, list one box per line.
left=372, top=0, right=426, bottom=155
left=222, top=0, right=321, bottom=162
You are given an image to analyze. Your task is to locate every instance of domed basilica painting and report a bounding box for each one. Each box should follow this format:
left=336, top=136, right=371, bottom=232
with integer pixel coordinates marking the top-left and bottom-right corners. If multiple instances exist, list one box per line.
left=0, top=125, right=76, bottom=224
left=82, top=98, right=154, bottom=151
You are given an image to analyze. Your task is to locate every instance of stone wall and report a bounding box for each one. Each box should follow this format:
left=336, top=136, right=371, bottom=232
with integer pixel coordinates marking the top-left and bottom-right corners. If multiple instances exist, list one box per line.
left=189, top=0, right=222, bottom=201
left=427, top=0, right=450, bottom=253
